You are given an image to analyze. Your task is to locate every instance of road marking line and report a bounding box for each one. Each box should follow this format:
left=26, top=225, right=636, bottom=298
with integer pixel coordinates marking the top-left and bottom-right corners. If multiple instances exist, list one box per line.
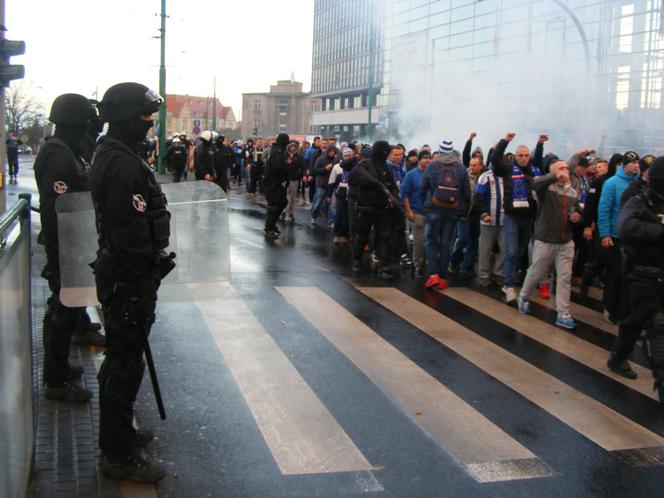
left=528, top=293, right=617, bottom=336
left=191, top=282, right=375, bottom=476
left=444, top=287, right=655, bottom=400
left=277, top=287, right=554, bottom=483
left=357, top=287, right=664, bottom=454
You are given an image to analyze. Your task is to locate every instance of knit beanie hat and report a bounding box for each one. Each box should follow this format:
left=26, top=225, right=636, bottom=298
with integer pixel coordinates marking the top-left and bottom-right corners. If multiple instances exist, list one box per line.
left=438, top=139, right=454, bottom=153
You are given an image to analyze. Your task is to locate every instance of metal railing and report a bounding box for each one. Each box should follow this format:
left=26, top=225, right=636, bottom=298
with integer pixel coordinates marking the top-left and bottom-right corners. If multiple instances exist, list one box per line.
left=0, top=193, right=33, bottom=498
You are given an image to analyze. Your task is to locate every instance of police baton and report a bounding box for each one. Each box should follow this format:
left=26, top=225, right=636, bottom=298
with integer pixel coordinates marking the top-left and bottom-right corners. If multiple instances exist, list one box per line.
left=141, top=327, right=167, bottom=420
left=129, top=313, right=166, bottom=420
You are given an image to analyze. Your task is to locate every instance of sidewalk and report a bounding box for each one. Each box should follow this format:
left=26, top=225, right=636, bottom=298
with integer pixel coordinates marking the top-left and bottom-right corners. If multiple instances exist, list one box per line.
left=27, top=228, right=155, bottom=498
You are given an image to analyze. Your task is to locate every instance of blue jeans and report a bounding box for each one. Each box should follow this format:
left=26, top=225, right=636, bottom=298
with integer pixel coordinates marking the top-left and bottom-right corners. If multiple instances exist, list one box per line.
left=503, top=213, right=534, bottom=287
left=450, top=216, right=481, bottom=274
left=424, top=211, right=458, bottom=278
left=310, top=187, right=327, bottom=220
left=311, top=187, right=336, bottom=224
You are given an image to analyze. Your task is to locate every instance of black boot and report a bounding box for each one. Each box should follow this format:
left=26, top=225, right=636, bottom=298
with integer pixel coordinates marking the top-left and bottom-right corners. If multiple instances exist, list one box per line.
left=102, top=452, right=165, bottom=483
left=607, top=353, right=638, bottom=380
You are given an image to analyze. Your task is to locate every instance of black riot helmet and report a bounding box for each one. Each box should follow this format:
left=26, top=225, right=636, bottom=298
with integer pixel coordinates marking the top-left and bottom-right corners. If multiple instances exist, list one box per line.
left=276, top=133, right=289, bottom=147
left=372, top=140, right=390, bottom=162
left=98, top=82, right=163, bottom=123
left=49, top=93, right=96, bottom=126
left=648, top=156, right=664, bottom=197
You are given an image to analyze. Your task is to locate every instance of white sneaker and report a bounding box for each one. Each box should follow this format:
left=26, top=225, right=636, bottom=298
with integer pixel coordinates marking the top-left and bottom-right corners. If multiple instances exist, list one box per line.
left=502, top=286, right=517, bottom=303
left=603, top=309, right=617, bottom=325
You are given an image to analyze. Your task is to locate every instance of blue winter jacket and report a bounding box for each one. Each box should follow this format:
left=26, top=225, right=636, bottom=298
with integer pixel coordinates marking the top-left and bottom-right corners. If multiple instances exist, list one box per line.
left=598, top=166, right=636, bottom=238
left=419, top=159, right=470, bottom=215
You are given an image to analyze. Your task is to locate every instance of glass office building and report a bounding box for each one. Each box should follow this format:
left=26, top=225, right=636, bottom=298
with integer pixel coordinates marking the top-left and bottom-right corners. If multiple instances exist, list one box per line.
left=379, top=0, right=664, bottom=154
left=310, top=0, right=382, bottom=140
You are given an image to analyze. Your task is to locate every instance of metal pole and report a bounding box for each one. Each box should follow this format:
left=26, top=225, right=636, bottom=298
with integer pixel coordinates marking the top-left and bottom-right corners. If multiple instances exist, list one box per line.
left=0, top=0, right=7, bottom=213
left=212, top=76, right=217, bottom=131
left=157, top=0, right=167, bottom=174
left=367, top=36, right=374, bottom=141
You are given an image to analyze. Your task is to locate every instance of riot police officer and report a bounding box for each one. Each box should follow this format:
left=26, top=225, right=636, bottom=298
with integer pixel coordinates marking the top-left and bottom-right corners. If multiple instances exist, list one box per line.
left=34, top=93, right=98, bottom=403
left=213, top=134, right=233, bottom=192
left=194, top=130, right=216, bottom=181
left=348, top=140, right=399, bottom=279
left=92, top=82, right=173, bottom=482
left=263, top=132, right=290, bottom=239
left=611, top=156, right=664, bottom=401
left=165, top=137, right=188, bottom=182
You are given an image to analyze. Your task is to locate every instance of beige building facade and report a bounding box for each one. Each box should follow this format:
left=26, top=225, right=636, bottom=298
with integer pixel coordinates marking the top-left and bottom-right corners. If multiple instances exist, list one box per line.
left=241, top=81, right=311, bottom=138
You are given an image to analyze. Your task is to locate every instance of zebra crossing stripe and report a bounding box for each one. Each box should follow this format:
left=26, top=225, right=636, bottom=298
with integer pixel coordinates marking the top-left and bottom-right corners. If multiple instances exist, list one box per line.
left=191, top=282, right=375, bottom=476
left=444, top=287, right=656, bottom=400
left=357, top=287, right=664, bottom=459
left=277, top=286, right=555, bottom=483
left=528, top=294, right=617, bottom=336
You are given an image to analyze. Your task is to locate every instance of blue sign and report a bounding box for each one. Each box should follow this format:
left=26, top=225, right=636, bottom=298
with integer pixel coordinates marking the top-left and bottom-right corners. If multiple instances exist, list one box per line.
left=193, top=119, right=201, bottom=127
left=193, top=126, right=201, bottom=134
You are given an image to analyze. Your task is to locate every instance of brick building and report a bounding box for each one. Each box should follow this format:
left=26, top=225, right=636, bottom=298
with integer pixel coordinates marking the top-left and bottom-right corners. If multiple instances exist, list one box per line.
left=165, top=94, right=237, bottom=138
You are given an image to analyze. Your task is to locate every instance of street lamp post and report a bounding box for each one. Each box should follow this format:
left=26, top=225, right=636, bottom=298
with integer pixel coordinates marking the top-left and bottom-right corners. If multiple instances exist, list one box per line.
left=157, top=0, right=167, bottom=174
left=367, top=33, right=376, bottom=141
left=212, top=76, right=217, bottom=131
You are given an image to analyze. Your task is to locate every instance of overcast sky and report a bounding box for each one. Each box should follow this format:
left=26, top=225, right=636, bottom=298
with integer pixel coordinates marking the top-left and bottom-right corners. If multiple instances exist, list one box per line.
left=7, top=0, right=314, bottom=121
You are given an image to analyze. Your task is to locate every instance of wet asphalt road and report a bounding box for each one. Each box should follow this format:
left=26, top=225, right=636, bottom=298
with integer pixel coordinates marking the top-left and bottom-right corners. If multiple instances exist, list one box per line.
left=9, top=162, right=664, bottom=497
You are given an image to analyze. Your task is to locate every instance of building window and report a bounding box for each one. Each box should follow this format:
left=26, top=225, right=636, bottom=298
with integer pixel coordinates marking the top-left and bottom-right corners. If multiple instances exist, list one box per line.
left=641, top=59, right=663, bottom=109
left=254, top=99, right=261, bottom=111
left=354, top=95, right=362, bottom=108
left=253, top=118, right=260, bottom=134
left=619, top=4, right=634, bottom=53
left=616, top=65, right=631, bottom=111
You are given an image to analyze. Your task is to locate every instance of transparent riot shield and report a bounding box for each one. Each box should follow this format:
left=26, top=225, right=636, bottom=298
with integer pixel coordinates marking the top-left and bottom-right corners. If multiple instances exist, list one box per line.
left=55, top=191, right=99, bottom=307
left=56, top=180, right=230, bottom=307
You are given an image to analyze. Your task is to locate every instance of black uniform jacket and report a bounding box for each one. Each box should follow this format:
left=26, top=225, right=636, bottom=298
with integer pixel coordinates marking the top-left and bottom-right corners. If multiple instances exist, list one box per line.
left=91, top=136, right=159, bottom=285
left=34, top=137, right=90, bottom=253
left=348, top=158, right=398, bottom=209
left=263, top=144, right=289, bottom=192
left=617, top=191, right=664, bottom=270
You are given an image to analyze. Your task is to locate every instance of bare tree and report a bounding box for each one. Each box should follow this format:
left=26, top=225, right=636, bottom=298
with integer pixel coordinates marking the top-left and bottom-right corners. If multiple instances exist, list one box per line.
left=5, top=81, right=45, bottom=133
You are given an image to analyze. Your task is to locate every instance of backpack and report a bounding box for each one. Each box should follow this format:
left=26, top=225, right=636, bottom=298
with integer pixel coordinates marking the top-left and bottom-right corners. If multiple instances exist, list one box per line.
left=432, top=163, right=460, bottom=208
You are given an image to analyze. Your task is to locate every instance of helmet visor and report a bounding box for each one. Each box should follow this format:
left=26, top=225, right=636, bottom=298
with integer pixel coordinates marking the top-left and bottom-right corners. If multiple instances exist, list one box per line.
left=144, top=88, right=163, bottom=114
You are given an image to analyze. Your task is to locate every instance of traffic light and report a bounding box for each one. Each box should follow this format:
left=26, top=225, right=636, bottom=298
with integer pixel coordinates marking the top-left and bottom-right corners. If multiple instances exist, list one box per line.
left=0, top=39, right=25, bottom=87
left=252, top=126, right=258, bottom=136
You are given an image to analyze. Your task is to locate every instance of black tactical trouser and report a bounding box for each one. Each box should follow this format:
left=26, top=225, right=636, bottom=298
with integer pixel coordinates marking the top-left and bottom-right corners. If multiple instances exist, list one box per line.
left=171, top=162, right=187, bottom=183
left=248, top=164, right=264, bottom=194
left=8, top=155, right=18, bottom=176
left=352, top=206, right=392, bottom=267
left=601, top=240, right=624, bottom=318
left=614, top=269, right=664, bottom=384
left=98, top=291, right=155, bottom=457
left=214, top=165, right=229, bottom=192
left=42, top=255, right=87, bottom=385
left=264, top=186, right=288, bottom=232
left=390, top=208, right=408, bottom=261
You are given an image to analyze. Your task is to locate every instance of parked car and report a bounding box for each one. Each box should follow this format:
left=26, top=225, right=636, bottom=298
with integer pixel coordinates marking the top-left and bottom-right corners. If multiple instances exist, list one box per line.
left=18, top=145, right=32, bottom=155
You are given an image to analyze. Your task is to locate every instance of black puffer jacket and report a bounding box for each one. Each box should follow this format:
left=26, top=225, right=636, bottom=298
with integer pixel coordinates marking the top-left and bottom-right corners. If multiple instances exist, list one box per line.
left=263, top=143, right=289, bottom=192
left=348, top=158, right=398, bottom=209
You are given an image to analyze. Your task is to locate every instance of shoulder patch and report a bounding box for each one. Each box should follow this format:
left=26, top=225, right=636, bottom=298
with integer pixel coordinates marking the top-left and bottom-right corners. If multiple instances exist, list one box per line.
left=132, top=194, right=147, bottom=213
left=54, top=181, right=68, bottom=194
